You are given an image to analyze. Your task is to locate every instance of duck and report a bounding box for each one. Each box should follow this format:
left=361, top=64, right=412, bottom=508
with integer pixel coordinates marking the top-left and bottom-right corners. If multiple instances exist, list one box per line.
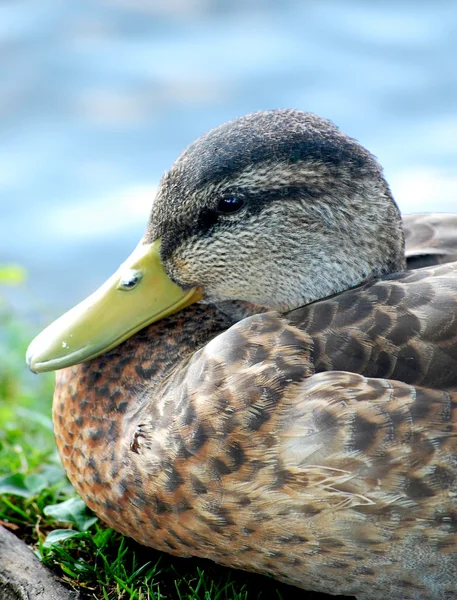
left=26, top=109, right=457, bottom=600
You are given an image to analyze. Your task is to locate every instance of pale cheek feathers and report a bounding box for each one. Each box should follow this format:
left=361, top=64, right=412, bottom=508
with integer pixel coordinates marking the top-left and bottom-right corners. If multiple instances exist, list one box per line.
left=163, top=195, right=402, bottom=312
left=165, top=220, right=308, bottom=309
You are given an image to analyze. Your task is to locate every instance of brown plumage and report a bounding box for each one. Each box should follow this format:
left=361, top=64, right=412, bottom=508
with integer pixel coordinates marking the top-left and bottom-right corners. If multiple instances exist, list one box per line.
left=46, top=110, right=457, bottom=599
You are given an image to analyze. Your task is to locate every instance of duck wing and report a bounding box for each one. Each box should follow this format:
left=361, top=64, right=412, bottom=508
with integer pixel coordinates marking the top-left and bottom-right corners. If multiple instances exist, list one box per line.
left=288, top=262, right=457, bottom=391
left=403, top=213, right=457, bottom=269
left=274, top=370, right=457, bottom=599
left=152, top=315, right=457, bottom=598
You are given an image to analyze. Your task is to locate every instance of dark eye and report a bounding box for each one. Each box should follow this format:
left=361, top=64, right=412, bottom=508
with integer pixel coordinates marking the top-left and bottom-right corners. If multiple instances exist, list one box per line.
left=217, top=196, right=245, bottom=214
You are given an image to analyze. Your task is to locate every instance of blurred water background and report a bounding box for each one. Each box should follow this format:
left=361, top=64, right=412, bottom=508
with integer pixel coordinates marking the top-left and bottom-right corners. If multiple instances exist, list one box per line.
left=1, top=0, right=456, bottom=318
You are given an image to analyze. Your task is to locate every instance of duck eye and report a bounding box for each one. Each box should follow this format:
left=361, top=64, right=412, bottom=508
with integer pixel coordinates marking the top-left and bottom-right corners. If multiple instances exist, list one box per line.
left=217, top=196, right=245, bottom=214
left=118, top=270, right=143, bottom=291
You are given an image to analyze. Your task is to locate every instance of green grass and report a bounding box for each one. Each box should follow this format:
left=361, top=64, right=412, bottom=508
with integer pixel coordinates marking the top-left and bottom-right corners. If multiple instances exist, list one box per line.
left=0, top=290, right=305, bottom=600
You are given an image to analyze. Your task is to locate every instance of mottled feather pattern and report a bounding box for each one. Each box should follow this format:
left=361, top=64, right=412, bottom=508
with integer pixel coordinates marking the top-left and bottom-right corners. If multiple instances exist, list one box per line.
left=55, top=260, right=457, bottom=598
left=291, top=262, right=457, bottom=390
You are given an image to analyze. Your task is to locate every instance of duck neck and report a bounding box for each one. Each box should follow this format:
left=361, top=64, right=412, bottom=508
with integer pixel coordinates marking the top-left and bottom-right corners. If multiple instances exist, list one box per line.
left=54, top=303, right=234, bottom=418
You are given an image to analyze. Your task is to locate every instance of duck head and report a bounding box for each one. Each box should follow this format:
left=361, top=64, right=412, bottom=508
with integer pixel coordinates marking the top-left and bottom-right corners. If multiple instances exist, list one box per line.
left=27, top=109, right=405, bottom=373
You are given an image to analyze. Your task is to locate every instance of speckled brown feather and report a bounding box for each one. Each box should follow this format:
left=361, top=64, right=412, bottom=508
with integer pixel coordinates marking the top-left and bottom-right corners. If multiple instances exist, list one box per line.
left=290, top=262, right=457, bottom=391
left=50, top=110, right=457, bottom=600
left=54, top=260, right=457, bottom=600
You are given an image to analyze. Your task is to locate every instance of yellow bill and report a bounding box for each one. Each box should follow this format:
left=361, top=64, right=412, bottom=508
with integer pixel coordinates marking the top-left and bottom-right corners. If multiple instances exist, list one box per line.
left=26, top=239, right=202, bottom=373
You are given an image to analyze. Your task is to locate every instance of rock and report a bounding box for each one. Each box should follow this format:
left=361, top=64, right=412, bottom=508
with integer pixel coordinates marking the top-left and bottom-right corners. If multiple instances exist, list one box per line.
left=0, top=524, right=81, bottom=600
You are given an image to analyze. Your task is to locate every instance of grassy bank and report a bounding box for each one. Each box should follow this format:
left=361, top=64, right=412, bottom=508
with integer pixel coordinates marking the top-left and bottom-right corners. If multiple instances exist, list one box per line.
left=0, top=286, right=298, bottom=599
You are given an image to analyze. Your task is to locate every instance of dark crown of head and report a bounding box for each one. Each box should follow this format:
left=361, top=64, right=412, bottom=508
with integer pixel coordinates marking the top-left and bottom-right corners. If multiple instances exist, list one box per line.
left=169, top=109, right=380, bottom=192
left=147, top=109, right=384, bottom=245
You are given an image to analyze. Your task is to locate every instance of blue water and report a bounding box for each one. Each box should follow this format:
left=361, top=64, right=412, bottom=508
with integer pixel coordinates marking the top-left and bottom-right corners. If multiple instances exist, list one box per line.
left=1, top=0, right=456, bottom=316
